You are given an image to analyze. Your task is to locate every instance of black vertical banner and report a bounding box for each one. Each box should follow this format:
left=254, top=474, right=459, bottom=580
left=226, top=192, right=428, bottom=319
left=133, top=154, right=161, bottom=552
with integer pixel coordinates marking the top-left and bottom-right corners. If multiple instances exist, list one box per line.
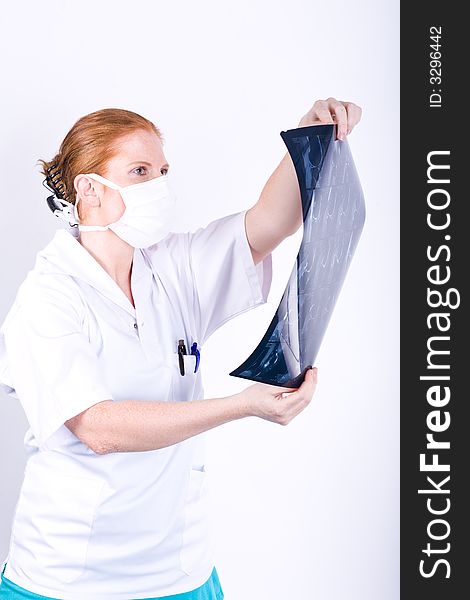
left=401, top=3, right=467, bottom=598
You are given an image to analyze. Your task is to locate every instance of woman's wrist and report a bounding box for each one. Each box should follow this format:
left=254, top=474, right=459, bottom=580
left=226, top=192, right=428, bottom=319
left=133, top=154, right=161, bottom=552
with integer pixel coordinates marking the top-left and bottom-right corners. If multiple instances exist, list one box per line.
left=230, top=390, right=254, bottom=419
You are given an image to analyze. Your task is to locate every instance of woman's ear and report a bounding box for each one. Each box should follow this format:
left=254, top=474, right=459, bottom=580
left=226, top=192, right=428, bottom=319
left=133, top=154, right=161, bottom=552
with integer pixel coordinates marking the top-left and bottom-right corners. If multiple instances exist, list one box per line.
left=74, top=174, right=102, bottom=208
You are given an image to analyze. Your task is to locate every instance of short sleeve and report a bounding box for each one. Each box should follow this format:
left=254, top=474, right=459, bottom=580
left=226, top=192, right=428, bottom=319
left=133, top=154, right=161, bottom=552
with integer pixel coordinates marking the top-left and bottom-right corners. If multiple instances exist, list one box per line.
left=186, top=208, right=273, bottom=344
left=0, top=281, right=113, bottom=449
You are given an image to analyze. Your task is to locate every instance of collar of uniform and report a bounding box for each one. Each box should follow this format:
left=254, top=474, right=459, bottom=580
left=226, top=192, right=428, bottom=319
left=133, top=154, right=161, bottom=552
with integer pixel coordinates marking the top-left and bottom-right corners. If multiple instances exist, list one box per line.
left=37, top=228, right=153, bottom=317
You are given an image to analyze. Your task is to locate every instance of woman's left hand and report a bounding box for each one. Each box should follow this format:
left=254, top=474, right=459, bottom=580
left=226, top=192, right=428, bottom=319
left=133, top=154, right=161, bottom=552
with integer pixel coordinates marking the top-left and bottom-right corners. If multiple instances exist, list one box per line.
left=298, top=97, right=362, bottom=141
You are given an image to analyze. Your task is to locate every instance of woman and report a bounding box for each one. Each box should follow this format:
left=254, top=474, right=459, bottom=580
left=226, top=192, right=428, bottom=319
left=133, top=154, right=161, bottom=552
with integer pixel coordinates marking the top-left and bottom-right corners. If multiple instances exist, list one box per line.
left=0, top=98, right=361, bottom=600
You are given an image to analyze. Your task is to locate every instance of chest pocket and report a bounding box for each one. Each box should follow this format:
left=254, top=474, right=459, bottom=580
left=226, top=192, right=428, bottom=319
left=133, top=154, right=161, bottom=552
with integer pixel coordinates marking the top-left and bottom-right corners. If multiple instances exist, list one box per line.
left=168, top=352, right=199, bottom=402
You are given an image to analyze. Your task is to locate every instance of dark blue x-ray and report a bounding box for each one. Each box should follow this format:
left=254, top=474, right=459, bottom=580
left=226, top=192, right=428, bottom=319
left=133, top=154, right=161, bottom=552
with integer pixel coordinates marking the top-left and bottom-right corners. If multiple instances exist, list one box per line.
left=230, top=124, right=366, bottom=388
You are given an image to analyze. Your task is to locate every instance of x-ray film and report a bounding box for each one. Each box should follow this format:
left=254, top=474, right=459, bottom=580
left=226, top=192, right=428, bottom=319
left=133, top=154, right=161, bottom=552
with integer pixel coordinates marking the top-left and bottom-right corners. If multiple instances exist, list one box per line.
left=229, top=124, right=366, bottom=388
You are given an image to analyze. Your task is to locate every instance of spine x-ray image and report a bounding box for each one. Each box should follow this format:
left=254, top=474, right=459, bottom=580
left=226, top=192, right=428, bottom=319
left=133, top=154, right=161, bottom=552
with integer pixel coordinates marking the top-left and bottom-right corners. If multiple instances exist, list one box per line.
left=230, top=124, right=366, bottom=388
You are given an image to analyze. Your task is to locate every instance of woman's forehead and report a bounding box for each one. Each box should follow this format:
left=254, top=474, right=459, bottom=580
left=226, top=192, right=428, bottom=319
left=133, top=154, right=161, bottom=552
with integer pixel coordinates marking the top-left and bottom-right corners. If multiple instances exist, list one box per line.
left=110, top=129, right=166, bottom=166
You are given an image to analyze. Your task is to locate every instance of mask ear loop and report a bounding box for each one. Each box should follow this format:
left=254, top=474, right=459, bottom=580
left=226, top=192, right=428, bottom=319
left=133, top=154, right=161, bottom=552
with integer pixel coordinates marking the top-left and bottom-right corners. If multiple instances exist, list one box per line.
left=83, top=173, right=122, bottom=190
left=75, top=173, right=122, bottom=232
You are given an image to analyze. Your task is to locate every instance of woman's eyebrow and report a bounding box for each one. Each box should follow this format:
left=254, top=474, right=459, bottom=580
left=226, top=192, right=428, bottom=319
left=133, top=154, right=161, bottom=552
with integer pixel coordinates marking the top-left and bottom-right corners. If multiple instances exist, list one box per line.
left=127, top=160, right=153, bottom=167
left=126, top=161, right=170, bottom=168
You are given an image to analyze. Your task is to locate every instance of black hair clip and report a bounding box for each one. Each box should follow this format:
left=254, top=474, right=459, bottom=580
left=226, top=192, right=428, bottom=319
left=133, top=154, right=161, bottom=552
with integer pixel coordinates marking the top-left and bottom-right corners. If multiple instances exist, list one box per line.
left=44, top=163, right=66, bottom=200
left=42, top=165, right=78, bottom=227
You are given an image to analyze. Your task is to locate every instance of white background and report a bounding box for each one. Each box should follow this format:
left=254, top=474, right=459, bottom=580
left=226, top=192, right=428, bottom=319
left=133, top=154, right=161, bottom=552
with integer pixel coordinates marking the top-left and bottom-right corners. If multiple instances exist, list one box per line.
left=0, top=1, right=399, bottom=598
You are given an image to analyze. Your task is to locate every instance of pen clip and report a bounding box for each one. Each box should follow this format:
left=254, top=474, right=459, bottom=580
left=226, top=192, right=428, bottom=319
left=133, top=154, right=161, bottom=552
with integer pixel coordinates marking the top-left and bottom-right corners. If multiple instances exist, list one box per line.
left=190, top=342, right=200, bottom=373
left=178, top=339, right=186, bottom=376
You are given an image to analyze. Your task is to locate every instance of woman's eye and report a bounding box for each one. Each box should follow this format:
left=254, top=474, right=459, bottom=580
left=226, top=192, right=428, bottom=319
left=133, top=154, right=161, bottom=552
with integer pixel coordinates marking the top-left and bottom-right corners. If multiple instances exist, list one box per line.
left=133, top=166, right=148, bottom=176
left=161, top=167, right=169, bottom=175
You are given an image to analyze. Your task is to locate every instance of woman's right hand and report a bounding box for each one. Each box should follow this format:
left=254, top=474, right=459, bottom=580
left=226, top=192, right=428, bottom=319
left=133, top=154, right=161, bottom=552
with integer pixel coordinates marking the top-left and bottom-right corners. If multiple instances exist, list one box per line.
left=238, top=367, right=318, bottom=425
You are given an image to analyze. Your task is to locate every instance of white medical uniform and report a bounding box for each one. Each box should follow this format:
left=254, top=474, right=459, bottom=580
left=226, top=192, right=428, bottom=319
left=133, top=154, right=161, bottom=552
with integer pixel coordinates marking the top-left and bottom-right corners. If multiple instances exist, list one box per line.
left=0, top=208, right=272, bottom=600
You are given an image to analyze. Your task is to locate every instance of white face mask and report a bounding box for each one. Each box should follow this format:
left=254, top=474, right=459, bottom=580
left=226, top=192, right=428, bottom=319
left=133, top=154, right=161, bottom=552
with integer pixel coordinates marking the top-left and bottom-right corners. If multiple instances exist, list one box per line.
left=74, top=173, right=177, bottom=248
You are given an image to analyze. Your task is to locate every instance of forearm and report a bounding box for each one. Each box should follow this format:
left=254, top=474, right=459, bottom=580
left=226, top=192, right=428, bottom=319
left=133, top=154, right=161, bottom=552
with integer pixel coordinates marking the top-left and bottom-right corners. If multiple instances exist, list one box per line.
left=246, top=152, right=302, bottom=260
left=84, top=395, right=250, bottom=454
left=247, top=98, right=362, bottom=262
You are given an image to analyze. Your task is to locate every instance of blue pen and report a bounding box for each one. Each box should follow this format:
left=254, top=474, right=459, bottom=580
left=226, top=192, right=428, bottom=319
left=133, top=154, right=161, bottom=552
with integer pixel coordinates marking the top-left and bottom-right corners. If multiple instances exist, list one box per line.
left=190, top=342, right=200, bottom=373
